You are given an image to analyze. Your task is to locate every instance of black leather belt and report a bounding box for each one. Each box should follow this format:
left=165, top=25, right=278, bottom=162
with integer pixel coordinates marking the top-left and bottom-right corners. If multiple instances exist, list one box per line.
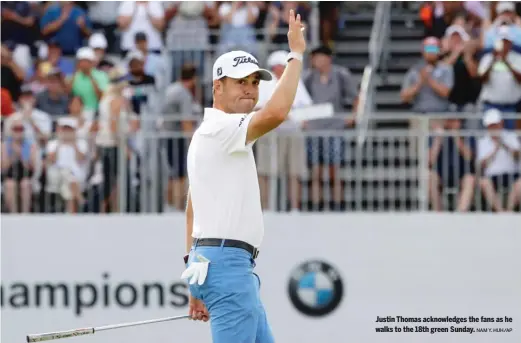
left=193, top=238, right=259, bottom=259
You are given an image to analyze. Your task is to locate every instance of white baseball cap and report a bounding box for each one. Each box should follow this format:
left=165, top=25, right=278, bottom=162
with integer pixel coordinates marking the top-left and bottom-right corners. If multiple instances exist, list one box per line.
left=76, top=47, right=96, bottom=61
left=58, top=117, right=78, bottom=129
left=445, top=25, right=470, bottom=42
left=483, top=109, right=503, bottom=126
left=89, top=33, right=108, bottom=49
left=267, top=50, right=289, bottom=68
left=212, top=50, right=272, bottom=81
left=497, top=1, right=515, bottom=14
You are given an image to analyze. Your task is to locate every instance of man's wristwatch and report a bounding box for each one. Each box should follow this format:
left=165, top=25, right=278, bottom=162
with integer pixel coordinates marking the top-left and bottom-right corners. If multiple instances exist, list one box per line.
left=286, top=52, right=303, bottom=63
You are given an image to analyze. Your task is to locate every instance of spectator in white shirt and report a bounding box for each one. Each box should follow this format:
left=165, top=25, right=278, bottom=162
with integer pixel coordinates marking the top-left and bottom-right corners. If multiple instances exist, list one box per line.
left=45, top=117, right=88, bottom=213
left=117, top=1, right=165, bottom=55
left=4, top=85, right=52, bottom=149
left=478, top=26, right=521, bottom=130
left=477, top=109, right=521, bottom=212
left=218, top=2, right=259, bottom=56
left=255, top=50, right=312, bottom=211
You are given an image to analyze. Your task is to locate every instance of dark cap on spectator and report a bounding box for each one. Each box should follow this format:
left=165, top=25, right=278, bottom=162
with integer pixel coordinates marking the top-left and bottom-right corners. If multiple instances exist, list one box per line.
left=135, top=32, right=148, bottom=42
left=311, top=45, right=333, bottom=56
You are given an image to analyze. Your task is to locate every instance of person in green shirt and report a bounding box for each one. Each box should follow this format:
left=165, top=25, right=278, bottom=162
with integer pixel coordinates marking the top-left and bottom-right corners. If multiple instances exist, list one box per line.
left=70, top=47, right=109, bottom=111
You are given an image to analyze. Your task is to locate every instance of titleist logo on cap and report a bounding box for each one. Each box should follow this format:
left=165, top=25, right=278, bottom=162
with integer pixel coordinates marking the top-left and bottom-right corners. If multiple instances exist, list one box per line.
left=232, top=56, right=259, bottom=67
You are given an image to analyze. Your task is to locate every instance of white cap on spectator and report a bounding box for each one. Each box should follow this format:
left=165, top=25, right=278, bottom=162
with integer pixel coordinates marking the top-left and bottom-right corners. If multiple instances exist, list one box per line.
left=497, top=1, right=515, bottom=14
left=126, top=50, right=145, bottom=63
left=76, top=47, right=96, bottom=61
left=483, top=109, right=503, bottom=126
left=212, top=50, right=272, bottom=81
left=445, top=25, right=470, bottom=42
left=267, top=50, right=289, bottom=68
left=58, top=117, right=78, bottom=129
left=89, top=33, right=108, bottom=50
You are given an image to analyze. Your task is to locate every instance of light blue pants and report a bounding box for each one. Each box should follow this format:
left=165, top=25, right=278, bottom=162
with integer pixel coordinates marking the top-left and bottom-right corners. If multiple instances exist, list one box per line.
left=188, top=244, right=274, bottom=343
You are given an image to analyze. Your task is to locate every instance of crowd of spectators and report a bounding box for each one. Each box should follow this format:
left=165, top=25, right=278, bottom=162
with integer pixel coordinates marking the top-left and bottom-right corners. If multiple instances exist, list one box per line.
left=406, top=1, right=521, bottom=211
left=2, top=1, right=520, bottom=214
left=1, top=1, right=353, bottom=214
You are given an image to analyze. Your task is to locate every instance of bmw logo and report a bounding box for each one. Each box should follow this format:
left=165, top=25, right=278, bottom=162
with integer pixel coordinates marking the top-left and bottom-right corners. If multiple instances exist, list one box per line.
left=288, top=260, right=344, bottom=317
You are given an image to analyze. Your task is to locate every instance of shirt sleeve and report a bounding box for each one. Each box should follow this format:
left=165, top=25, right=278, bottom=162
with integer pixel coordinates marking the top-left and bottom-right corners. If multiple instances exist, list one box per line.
left=148, top=2, right=165, bottom=18
left=46, top=140, right=58, bottom=154
left=217, top=113, right=256, bottom=154
left=219, top=3, right=231, bottom=17
left=77, top=140, right=89, bottom=154
left=339, top=67, right=359, bottom=100
left=401, top=68, right=417, bottom=91
left=294, top=79, right=313, bottom=108
left=439, top=64, right=454, bottom=90
left=40, top=6, right=57, bottom=30
left=476, top=138, right=488, bottom=162
left=118, top=1, right=134, bottom=16
left=504, top=132, right=521, bottom=150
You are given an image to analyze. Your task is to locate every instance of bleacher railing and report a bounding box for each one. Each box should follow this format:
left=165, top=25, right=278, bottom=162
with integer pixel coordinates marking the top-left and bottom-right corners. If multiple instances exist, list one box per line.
left=2, top=113, right=520, bottom=214
left=357, top=2, right=392, bottom=146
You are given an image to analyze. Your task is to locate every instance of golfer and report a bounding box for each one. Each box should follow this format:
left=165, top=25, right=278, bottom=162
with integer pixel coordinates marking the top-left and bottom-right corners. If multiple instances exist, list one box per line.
left=180, top=9, right=306, bottom=343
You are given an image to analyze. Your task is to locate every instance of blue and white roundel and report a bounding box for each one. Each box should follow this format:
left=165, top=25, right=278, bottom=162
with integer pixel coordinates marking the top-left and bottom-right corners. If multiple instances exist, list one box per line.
left=288, top=260, right=344, bottom=317
left=296, top=271, right=334, bottom=308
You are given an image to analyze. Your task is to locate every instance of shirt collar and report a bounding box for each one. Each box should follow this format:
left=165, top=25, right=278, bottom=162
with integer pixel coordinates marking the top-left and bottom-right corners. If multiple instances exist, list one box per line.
left=204, top=107, right=227, bottom=120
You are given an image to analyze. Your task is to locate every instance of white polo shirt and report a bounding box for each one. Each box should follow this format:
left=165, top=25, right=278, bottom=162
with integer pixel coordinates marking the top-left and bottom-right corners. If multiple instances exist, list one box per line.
left=187, top=108, right=264, bottom=247
left=477, top=131, right=521, bottom=177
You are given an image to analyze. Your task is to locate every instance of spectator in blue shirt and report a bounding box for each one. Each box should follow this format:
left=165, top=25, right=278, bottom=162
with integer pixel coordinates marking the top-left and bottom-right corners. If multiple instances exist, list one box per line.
left=25, top=40, right=75, bottom=80
left=40, top=1, right=91, bottom=55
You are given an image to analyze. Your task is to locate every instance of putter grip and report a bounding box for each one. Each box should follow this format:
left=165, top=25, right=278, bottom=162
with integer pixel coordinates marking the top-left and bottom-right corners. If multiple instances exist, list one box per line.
left=27, top=328, right=94, bottom=342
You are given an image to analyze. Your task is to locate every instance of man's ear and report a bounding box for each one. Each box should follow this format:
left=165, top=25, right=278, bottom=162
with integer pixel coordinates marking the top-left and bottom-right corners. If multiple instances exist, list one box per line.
left=213, top=79, right=223, bottom=94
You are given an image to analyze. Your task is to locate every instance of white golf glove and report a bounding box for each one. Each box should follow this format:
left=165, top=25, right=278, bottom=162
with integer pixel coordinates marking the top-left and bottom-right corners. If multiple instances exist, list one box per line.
left=181, top=254, right=210, bottom=285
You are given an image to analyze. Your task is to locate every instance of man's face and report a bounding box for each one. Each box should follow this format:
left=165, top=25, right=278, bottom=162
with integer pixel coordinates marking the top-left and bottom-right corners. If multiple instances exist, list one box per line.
left=46, top=75, right=62, bottom=93
left=77, top=59, right=92, bottom=73
left=215, top=73, right=260, bottom=114
left=499, top=10, right=515, bottom=23
left=136, top=39, right=147, bottom=52
left=311, top=53, right=332, bottom=71
left=423, top=44, right=440, bottom=63
left=129, top=59, right=144, bottom=76
left=449, top=33, right=464, bottom=49
left=93, top=48, right=105, bottom=63
left=19, top=93, right=35, bottom=109
left=69, top=97, right=83, bottom=115
left=59, top=126, right=76, bottom=141
left=487, top=122, right=503, bottom=133
left=48, top=45, right=62, bottom=63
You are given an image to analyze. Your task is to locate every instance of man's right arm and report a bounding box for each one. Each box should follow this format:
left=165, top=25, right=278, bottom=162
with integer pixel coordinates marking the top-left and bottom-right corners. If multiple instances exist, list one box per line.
left=245, top=9, right=305, bottom=144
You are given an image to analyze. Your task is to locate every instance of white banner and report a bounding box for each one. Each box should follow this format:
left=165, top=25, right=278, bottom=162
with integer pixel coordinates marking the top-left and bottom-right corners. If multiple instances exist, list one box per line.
left=2, top=214, right=521, bottom=343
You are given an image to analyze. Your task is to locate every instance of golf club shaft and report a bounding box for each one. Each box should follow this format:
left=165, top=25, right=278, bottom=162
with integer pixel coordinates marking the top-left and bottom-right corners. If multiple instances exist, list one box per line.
left=26, top=314, right=191, bottom=342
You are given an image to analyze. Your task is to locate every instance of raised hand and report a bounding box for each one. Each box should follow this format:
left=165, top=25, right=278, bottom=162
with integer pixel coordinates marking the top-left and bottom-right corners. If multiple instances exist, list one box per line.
left=287, top=9, right=306, bottom=54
